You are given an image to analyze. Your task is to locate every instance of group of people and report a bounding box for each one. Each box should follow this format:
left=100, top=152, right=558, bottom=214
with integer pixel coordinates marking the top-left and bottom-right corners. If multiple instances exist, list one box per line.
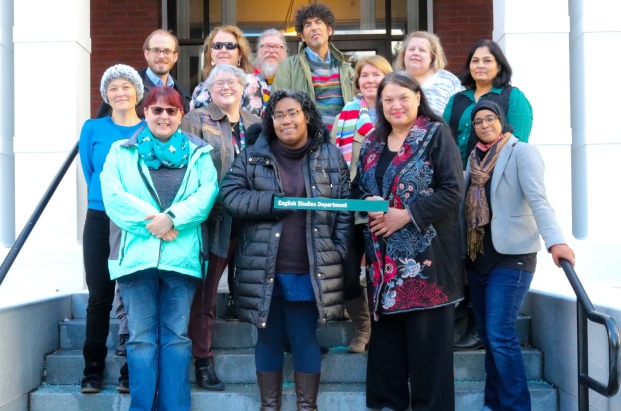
left=78, top=3, right=576, bottom=411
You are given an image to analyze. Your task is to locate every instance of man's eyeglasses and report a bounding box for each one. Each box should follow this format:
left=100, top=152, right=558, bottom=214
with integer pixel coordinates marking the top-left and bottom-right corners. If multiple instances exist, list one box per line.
left=272, top=109, right=303, bottom=123
left=473, top=115, right=498, bottom=128
left=148, top=106, right=180, bottom=116
left=147, top=48, right=176, bottom=57
left=259, top=44, right=284, bottom=52
left=212, top=42, right=239, bottom=50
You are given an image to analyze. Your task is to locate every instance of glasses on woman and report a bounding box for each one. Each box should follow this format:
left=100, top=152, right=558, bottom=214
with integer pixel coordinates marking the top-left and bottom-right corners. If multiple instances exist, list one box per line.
left=148, top=106, right=180, bottom=116
left=212, top=42, right=239, bottom=50
left=212, top=79, right=240, bottom=89
left=272, top=109, right=303, bottom=123
left=473, top=115, right=498, bottom=128
left=259, top=44, right=284, bottom=52
left=147, top=48, right=176, bottom=57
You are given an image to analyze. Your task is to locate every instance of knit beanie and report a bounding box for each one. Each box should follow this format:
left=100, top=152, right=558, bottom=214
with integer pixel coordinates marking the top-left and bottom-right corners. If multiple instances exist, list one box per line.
left=471, top=100, right=514, bottom=134
left=100, top=64, right=144, bottom=104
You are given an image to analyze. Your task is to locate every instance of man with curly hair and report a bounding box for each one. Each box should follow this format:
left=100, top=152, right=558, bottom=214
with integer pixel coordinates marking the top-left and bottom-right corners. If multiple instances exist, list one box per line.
left=273, top=3, right=354, bottom=130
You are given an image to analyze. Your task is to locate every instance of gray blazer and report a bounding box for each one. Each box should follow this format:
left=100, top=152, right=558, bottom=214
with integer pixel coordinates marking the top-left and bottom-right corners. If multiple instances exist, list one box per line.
left=465, top=135, right=566, bottom=255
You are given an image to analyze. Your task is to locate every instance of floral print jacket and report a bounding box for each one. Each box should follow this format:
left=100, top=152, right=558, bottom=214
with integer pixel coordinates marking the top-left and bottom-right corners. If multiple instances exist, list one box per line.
left=354, top=118, right=465, bottom=317
left=190, top=73, right=264, bottom=117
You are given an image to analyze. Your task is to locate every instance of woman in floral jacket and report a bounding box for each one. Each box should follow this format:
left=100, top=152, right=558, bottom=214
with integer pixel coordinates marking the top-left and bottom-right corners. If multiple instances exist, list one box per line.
left=352, top=71, right=464, bottom=411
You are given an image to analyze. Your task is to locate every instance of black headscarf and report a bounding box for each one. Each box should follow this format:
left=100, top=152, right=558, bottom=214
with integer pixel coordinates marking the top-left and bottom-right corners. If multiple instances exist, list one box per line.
left=471, top=100, right=514, bottom=134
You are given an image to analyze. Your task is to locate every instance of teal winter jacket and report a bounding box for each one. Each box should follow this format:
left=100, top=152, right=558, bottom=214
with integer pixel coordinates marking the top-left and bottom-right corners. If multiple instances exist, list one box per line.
left=101, top=127, right=219, bottom=280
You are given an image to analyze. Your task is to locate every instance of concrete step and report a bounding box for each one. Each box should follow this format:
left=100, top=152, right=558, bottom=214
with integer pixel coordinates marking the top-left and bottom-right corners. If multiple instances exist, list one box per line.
left=59, top=318, right=364, bottom=350
left=59, top=314, right=531, bottom=351
left=71, top=290, right=231, bottom=320
left=30, top=381, right=558, bottom=411
left=69, top=291, right=531, bottom=347
left=44, top=347, right=544, bottom=385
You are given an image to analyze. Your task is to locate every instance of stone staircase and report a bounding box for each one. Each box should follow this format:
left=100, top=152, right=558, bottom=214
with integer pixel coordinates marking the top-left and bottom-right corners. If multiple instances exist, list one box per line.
left=29, top=292, right=559, bottom=410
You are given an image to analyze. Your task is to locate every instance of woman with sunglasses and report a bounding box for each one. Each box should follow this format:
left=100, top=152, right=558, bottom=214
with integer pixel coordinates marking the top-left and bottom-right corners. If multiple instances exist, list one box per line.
left=181, top=64, right=261, bottom=391
left=220, top=89, right=352, bottom=410
left=78, top=64, right=145, bottom=394
left=100, top=86, right=218, bottom=410
left=465, top=100, right=574, bottom=411
left=190, top=25, right=263, bottom=117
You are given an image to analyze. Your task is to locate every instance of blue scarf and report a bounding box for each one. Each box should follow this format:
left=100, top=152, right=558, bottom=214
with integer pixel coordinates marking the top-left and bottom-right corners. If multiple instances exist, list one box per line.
left=137, top=127, right=190, bottom=169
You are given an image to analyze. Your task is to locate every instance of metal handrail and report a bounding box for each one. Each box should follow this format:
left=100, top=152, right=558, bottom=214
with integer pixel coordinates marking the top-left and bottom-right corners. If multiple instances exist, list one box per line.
left=560, top=259, right=620, bottom=410
left=0, top=141, right=79, bottom=287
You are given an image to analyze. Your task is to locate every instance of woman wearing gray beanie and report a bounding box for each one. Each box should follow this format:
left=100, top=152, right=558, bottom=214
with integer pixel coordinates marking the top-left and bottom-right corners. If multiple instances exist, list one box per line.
left=78, top=64, right=145, bottom=394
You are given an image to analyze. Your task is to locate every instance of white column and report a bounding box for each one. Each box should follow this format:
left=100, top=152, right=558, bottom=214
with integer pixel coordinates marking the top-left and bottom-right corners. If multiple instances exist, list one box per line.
left=493, top=0, right=573, bottom=249
left=568, top=0, right=621, bottom=243
left=0, top=0, right=15, bottom=249
left=8, top=0, right=90, bottom=293
left=496, top=1, right=621, bottom=409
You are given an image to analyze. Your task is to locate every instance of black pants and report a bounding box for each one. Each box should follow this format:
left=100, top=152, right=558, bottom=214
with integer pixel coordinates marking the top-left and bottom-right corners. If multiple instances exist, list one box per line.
left=366, top=304, right=455, bottom=411
left=343, top=224, right=365, bottom=301
left=83, top=209, right=115, bottom=360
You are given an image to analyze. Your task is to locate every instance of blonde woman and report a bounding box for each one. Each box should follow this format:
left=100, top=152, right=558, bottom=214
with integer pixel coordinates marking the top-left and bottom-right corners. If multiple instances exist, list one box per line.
left=395, top=31, right=463, bottom=115
left=190, top=25, right=262, bottom=116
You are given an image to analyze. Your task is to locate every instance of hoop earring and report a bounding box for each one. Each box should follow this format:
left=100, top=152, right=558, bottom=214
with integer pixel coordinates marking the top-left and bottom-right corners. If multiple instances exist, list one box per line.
left=237, top=59, right=241, bottom=67
left=211, top=59, right=215, bottom=66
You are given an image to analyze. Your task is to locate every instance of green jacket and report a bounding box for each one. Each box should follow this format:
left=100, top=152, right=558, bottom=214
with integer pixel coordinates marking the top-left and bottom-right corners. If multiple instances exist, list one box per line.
left=101, top=127, right=219, bottom=280
left=272, top=43, right=355, bottom=103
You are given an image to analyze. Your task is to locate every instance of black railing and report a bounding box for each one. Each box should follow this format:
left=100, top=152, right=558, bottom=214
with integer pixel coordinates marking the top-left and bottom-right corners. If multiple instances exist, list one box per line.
left=560, top=259, right=620, bottom=410
left=0, top=142, right=79, bottom=287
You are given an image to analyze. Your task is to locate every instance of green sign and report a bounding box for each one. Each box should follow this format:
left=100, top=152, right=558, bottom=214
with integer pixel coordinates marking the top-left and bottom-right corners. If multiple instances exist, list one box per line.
left=273, top=197, right=388, bottom=212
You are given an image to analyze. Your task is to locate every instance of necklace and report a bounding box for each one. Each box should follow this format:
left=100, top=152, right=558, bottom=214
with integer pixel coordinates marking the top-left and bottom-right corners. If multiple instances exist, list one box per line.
left=229, top=120, right=240, bottom=133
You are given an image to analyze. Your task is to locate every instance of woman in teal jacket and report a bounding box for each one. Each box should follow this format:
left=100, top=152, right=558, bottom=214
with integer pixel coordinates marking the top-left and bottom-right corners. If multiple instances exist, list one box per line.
left=101, top=86, right=218, bottom=411
left=443, top=39, right=533, bottom=170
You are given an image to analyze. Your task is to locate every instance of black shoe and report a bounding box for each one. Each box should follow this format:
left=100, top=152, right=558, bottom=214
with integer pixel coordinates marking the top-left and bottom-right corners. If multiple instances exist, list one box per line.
left=195, top=358, right=225, bottom=391
left=116, top=377, right=130, bottom=393
left=80, top=371, right=103, bottom=394
left=454, top=332, right=485, bottom=350
left=223, top=295, right=238, bottom=321
left=115, top=333, right=129, bottom=356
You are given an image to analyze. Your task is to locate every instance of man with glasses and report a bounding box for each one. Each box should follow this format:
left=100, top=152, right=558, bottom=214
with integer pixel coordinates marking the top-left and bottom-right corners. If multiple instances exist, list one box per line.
left=96, top=29, right=191, bottom=118
left=272, top=3, right=354, bottom=130
left=253, top=29, right=288, bottom=112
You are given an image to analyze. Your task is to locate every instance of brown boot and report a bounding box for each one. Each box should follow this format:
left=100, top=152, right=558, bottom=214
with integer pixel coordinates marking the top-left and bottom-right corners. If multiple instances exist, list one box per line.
left=256, top=371, right=282, bottom=411
left=344, top=293, right=371, bottom=353
left=294, top=372, right=320, bottom=411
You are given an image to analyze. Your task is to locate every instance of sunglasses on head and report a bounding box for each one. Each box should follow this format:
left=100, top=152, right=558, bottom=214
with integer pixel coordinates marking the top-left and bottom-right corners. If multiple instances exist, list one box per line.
left=212, top=42, right=239, bottom=50
left=148, top=106, right=179, bottom=116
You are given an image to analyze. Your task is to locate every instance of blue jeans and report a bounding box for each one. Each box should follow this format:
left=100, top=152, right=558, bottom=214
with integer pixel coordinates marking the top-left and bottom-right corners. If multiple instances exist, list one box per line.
left=467, top=268, right=534, bottom=411
left=118, top=269, right=197, bottom=411
left=255, top=296, right=321, bottom=374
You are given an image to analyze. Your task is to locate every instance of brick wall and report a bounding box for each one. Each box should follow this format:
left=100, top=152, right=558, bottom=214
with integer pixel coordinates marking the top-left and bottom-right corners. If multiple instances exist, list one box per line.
left=433, top=0, right=493, bottom=76
left=90, top=1, right=160, bottom=117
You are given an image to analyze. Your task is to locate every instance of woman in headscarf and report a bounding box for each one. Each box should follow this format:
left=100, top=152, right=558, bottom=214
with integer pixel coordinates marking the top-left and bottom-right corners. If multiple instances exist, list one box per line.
left=465, top=100, right=575, bottom=411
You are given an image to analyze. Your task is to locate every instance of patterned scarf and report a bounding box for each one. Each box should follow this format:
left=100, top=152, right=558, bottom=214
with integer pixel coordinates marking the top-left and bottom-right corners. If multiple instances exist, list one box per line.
left=465, top=133, right=511, bottom=260
left=137, top=127, right=190, bottom=170
left=333, top=94, right=375, bottom=166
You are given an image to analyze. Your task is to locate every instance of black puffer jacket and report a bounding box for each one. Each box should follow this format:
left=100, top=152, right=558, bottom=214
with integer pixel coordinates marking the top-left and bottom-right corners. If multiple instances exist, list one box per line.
left=219, top=125, right=352, bottom=328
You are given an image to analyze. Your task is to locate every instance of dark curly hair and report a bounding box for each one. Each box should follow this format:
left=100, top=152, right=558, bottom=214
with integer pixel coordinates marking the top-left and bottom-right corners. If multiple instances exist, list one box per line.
left=459, top=39, right=513, bottom=89
left=374, top=71, right=445, bottom=143
left=262, top=89, right=324, bottom=141
left=294, top=3, right=336, bottom=37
